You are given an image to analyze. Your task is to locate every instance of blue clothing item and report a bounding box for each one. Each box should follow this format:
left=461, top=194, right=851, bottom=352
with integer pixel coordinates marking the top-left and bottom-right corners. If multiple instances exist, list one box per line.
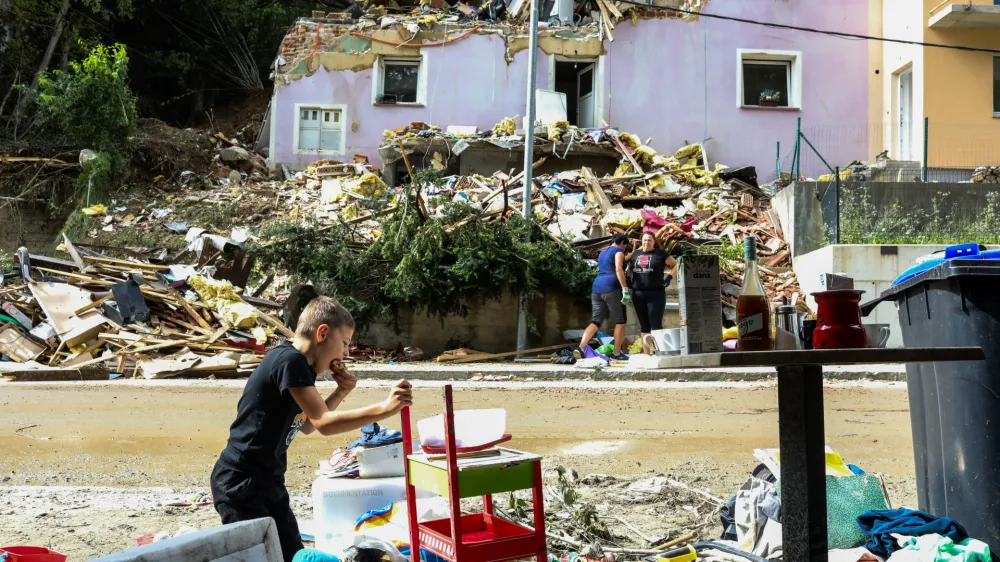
left=347, top=423, right=402, bottom=450
left=592, top=246, right=624, bottom=294
left=292, top=549, right=340, bottom=562
left=857, top=508, right=970, bottom=559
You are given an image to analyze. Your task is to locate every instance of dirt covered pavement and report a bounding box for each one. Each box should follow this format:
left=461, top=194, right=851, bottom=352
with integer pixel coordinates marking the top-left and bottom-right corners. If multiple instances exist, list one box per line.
left=0, top=380, right=916, bottom=559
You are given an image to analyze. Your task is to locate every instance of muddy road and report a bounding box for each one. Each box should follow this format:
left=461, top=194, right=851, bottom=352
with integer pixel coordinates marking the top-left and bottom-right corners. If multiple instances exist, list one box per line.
left=1, top=380, right=916, bottom=559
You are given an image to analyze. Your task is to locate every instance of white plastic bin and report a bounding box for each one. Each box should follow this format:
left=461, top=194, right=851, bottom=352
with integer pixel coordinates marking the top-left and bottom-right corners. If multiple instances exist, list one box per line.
left=416, top=409, right=506, bottom=449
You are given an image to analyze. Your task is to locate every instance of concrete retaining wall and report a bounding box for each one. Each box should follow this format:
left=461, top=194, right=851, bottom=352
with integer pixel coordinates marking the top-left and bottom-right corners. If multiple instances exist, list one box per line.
left=360, top=292, right=680, bottom=355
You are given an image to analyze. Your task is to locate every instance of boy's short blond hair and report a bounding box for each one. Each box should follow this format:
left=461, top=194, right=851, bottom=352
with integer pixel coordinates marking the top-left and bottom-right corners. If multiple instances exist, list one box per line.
left=295, top=296, right=355, bottom=338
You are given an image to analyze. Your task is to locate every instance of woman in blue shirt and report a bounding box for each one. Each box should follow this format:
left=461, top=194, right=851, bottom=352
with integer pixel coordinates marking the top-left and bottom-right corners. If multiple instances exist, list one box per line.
left=574, top=234, right=631, bottom=361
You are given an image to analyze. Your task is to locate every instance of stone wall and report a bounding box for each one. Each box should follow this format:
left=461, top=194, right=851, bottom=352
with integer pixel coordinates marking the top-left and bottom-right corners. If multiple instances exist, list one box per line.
left=0, top=202, right=68, bottom=254
left=360, top=291, right=680, bottom=356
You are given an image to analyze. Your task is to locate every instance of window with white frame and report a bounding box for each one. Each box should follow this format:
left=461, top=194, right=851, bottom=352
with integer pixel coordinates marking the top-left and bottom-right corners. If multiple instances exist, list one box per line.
left=374, top=56, right=425, bottom=105
left=297, top=106, right=344, bottom=153
left=737, top=49, right=801, bottom=109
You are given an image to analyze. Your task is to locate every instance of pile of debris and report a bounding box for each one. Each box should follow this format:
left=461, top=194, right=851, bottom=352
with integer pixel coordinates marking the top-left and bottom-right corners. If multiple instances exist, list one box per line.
left=972, top=166, right=1000, bottom=184
left=379, top=119, right=801, bottom=307
left=0, top=239, right=296, bottom=381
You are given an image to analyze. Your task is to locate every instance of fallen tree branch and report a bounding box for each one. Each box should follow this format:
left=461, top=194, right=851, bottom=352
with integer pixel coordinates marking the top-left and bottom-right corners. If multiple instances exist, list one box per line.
left=15, top=424, right=51, bottom=440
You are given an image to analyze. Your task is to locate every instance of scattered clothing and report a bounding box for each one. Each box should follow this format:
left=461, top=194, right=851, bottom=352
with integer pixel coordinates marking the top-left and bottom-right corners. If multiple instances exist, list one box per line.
left=720, top=496, right=738, bottom=541
left=320, top=448, right=359, bottom=478
left=293, top=549, right=341, bottom=562
left=348, top=423, right=402, bottom=450
left=829, top=548, right=881, bottom=562
left=858, top=509, right=970, bottom=559
left=592, top=246, right=625, bottom=294
left=551, top=348, right=576, bottom=365
left=735, top=477, right=783, bottom=559
left=887, top=534, right=990, bottom=562
left=827, top=475, right=891, bottom=549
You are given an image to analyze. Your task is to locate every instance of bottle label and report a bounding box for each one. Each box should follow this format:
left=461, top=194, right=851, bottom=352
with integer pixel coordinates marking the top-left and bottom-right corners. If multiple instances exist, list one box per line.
left=738, top=313, right=764, bottom=337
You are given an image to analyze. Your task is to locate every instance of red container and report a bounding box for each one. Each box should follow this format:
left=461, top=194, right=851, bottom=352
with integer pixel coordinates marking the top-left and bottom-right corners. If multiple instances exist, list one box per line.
left=0, top=547, right=67, bottom=562
left=811, top=290, right=869, bottom=349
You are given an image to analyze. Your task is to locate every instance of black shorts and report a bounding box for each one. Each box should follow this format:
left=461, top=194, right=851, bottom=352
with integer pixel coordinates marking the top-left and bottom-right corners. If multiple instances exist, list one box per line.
left=591, top=289, right=627, bottom=325
left=211, top=460, right=303, bottom=562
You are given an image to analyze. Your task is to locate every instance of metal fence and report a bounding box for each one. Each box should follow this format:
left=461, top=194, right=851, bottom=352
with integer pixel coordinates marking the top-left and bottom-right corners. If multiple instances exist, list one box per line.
left=771, top=119, right=1000, bottom=185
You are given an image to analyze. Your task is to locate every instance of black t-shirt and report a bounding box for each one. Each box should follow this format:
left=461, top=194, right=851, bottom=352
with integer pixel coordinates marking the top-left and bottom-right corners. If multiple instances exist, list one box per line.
left=217, top=342, right=317, bottom=482
left=630, top=248, right=671, bottom=290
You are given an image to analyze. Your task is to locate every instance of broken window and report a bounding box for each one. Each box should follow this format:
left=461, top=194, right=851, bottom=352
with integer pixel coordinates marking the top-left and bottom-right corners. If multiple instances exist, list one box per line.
left=380, top=59, right=420, bottom=104
left=298, top=107, right=343, bottom=152
left=742, top=60, right=790, bottom=107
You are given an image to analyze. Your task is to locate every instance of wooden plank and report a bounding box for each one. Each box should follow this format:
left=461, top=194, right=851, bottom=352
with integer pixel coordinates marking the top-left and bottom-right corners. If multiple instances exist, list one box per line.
left=442, top=343, right=575, bottom=364
left=604, top=0, right=623, bottom=18
left=252, top=305, right=295, bottom=339
left=596, top=0, right=617, bottom=26
left=597, top=5, right=614, bottom=40
left=3, top=367, right=109, bottom=382
left=73, top=294, right=112, bottom=317
left=582, top=167, right=613, bottom=214
left=610, top=136, right=641, bottom=173
left=82, top=256, right=164, bottom=271
left=175, top=290, right=212, bottom=331
left=61, top=233, right=94, bottom=274
left=653, top=347, right=985, bottom=370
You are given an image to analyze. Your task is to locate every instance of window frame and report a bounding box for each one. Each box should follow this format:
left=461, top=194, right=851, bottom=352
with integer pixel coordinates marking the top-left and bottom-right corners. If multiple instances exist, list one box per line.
left=993, top=54, right=1000, bottom=118
left=292, top=103, right=347, bottom=155
left=372, top=53, right=429, bottom=106
left=736, top=49, right=803, bottom=110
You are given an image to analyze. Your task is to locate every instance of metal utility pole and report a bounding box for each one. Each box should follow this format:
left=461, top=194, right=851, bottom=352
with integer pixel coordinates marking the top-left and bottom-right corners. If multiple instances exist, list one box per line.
left=516, top=0, right=540, bottom=352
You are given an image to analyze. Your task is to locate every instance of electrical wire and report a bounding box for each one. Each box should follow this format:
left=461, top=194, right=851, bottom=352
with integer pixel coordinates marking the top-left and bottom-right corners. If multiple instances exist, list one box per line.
left=613, top=1, right=1000, bottom=55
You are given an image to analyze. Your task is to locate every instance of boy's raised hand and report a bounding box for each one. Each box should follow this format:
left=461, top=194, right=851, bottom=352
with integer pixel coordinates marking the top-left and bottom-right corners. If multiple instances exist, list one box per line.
left=331, top=360, right=357, bottom=393
left=382, top=379, right=413, bottom=415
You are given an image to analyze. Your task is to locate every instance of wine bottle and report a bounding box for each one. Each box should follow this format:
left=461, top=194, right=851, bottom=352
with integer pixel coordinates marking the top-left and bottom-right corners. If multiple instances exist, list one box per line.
left=737, top=236, right=773, bottom=351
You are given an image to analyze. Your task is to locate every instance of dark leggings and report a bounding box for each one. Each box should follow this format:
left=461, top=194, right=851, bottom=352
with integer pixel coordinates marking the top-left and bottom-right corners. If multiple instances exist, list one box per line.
left=632, top=288, right=666, bottom=333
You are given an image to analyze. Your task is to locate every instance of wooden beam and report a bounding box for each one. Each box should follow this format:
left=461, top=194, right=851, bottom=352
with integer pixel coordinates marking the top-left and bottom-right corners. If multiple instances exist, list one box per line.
left=73, top=294, right=112, bottom=317
left=439, top=343, right=574, bottom=364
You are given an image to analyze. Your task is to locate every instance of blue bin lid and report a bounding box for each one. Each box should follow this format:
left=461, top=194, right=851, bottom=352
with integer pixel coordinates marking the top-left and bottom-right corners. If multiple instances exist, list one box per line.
left=892, top=243, right=1000, bottom=286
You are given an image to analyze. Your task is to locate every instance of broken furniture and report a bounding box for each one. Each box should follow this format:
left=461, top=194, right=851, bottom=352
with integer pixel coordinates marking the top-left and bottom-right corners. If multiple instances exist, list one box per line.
left=401, top=385, right=547, bottom=562
left=653, top=347, right=984, bottom=562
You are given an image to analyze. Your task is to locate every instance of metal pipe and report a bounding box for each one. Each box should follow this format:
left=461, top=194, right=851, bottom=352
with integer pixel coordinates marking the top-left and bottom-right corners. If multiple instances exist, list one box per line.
left=835, top=166, right=841, bottom=244
left=795, top=117, right=802, bottom=181
left=516, top=0, right=541, bottom=352
left=776, top=141, right=780, bottom=180
left=923, top=116, right=929, bottom=182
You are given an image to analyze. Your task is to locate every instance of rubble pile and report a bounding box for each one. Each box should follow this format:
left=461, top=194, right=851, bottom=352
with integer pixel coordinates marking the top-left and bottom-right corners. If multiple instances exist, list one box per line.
left=972, top=166, right=1000, bottom=184
left=378, top=120, right=800, bottom=308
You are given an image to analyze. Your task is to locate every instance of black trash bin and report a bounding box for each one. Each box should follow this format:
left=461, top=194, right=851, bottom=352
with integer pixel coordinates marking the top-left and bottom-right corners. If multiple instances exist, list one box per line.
left=873, top=257, right=1000, bottom=550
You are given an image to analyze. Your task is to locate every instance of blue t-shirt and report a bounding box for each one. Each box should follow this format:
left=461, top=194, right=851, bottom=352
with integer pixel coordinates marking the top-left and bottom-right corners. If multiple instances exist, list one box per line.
left=593, top=246, right=624, bottom=294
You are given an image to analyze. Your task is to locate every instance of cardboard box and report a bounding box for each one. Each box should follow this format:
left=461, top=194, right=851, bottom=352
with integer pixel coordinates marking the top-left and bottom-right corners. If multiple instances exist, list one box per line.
left=820, top=273, right=854, bottom=291
left=678, top=255, right=723, bottom=354
left=357, top=442, right=406, bottom=478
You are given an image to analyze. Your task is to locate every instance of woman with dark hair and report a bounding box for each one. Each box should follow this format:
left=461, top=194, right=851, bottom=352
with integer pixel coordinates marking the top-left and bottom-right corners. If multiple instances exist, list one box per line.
left=629, top=231, right=677, bottom=354
left=574, top=234, right=631, bottom=361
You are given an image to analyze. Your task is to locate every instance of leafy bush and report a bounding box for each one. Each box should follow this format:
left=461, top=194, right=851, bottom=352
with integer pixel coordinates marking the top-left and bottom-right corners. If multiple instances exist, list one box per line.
left=37, top=43, right=138, bottom=207
left=250, top=194, right=595, bottom=329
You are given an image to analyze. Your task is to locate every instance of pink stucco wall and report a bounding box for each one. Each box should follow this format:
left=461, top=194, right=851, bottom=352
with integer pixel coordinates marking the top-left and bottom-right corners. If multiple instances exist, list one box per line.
left=271, top=0, right=870, bottom=179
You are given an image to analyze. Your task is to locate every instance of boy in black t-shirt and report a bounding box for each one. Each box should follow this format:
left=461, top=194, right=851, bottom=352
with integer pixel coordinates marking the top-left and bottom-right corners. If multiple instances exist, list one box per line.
left=211, top=296, right=413, bottom=561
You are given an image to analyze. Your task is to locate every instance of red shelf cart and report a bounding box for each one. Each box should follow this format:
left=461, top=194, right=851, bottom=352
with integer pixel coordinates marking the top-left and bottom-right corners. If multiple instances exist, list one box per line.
left=401, top=385, right=547, bottom=562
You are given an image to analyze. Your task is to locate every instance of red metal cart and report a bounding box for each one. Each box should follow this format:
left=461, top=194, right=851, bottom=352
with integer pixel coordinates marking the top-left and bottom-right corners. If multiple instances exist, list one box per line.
left=401, top=384, right=547, bottom=562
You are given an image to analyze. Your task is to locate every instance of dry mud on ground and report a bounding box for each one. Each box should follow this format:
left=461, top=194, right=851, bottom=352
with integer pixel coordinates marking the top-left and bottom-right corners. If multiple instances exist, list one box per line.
left=1, top=381, right=917, bottom=560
